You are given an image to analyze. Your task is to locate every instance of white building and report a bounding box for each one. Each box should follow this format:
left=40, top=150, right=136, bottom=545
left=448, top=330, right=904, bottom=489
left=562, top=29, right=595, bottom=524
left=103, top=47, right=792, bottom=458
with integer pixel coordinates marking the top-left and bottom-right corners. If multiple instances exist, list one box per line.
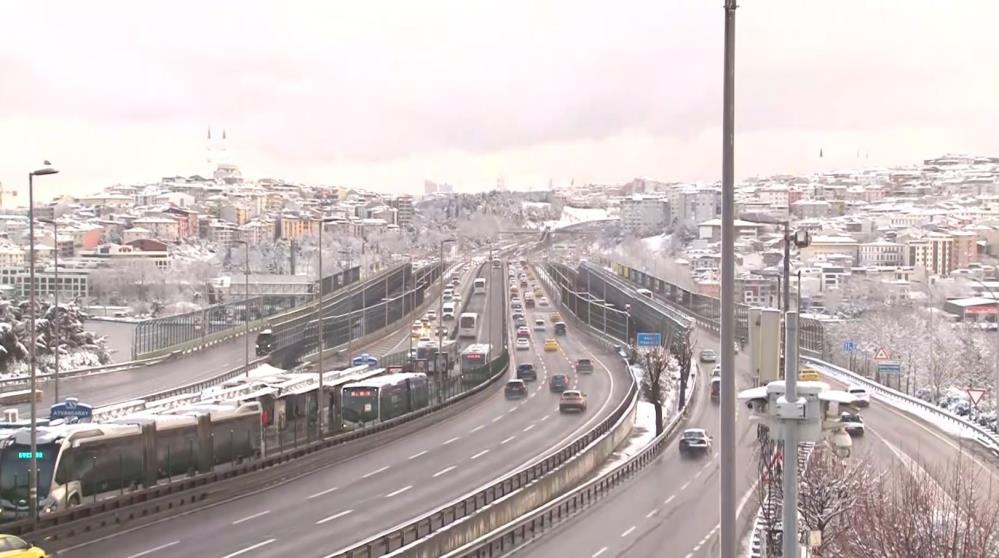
left=671, top=186, right=721, bottom=228
left=131, top=217, right=180, bottom=242
left=620, top=195, right=669, bottom=235
left=858, top=240, right=904, bottom=267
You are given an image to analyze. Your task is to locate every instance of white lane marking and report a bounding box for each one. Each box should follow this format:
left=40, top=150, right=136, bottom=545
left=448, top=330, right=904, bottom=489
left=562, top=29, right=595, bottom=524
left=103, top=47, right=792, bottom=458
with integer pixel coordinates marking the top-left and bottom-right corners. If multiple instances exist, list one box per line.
left=621, top=526, right=637, bottom=537
left=316, top=509, right=354, bottom=525
left=307, top=486, right=339, bottom=500
left=471, top=449, right=490, bottom=460
left=363, top=465, right=390, bottom=478
left=501, top=436, right=516, bottom=445
left=541, top=414, right=551, bottom=421
left=663, top=494, right=676, bottom=506
left=471, top=424, right=485, bottom=433
left=646, top=508, right=659, bottom=518
left=231, top=510, right=270, bottom=525
left=508, top=407, right=517, bottom=414
left=492, top=416, right=504, bottom=422
left=408, top=450, right=428, bottom=460
left=680, top=481, right=690, bottom=491
left=693, top=470, right=702, bottom=480
left=385, top=485, right=413, bottom=498
left=443, top=436, right=460, bottom=445
left=523, top=424, right=535, bottom=432
left=433, top=465, right=457, bottom=478
left=592, top=548, right=608, bottom=558
left=125, top=541, right=180, bottom=558
left=221, top=538, right=276, bottom=558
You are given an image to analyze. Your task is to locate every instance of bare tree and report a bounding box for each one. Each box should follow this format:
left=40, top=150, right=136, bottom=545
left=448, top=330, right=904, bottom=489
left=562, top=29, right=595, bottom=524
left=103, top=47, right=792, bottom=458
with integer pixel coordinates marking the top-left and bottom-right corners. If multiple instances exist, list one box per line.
left=639, top=344, right=674, bottom=436
left=797, top=447, right=876, bottom=556
left=845, top=454, right=999, bottom=557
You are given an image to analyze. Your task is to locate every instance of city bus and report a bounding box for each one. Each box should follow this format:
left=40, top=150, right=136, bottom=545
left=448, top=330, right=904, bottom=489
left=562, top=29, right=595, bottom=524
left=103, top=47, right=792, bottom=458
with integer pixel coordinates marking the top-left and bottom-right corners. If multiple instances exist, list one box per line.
left=0, top=403, right=261, bottom=514
left=340, top=373, right=429, bottom=428
left=416, top=339, right=459, bottom=375
left=473, top=278, right=487, bottom=295
left=460, top=344, right=492, bottom=385
left=458, top=312, right=478, bottom=339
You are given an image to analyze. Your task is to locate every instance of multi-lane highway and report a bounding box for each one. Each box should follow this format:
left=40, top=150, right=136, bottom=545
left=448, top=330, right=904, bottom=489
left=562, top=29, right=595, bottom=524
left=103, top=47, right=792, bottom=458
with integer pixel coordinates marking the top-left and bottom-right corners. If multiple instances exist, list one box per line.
left=62, top=262, right=634, bottom=558
left=514, top=328, right=759, bottom=558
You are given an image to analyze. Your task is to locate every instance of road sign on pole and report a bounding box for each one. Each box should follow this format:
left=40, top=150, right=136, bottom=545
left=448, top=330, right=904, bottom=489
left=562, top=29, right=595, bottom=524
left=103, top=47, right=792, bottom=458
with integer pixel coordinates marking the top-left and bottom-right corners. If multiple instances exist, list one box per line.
left=877, top=361, right=901, bottom=375
left=966, top=388, right=988, bottom=407
left=842, top=339, right=856, bottom=353
left=873, top=347, right=890, bottom=361
left=636, top=332, right=662, bottom=347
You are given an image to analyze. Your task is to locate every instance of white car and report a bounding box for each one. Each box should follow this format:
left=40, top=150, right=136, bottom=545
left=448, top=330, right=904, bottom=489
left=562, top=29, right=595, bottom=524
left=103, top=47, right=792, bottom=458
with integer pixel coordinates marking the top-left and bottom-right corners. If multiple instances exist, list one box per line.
left=537, top=298, right=550, bottom=308
left=515, top=337, right=530, bottom=351
left=533, top=319, right=546, bottom=332
left=847, top=385, right=870, bottom=407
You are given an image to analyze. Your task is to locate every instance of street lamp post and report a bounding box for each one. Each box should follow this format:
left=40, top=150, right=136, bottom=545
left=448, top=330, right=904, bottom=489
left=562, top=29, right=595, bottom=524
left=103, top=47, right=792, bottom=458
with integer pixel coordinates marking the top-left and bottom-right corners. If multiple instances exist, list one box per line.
left=438, top=239, right=455, bottom=399
left=28, top=161, right=59, bottom=527
left=38, top=219, right=60, bottom=404
left=718, top=1, right=738, bottom=556
left=231, top=240, right=251, bottom=377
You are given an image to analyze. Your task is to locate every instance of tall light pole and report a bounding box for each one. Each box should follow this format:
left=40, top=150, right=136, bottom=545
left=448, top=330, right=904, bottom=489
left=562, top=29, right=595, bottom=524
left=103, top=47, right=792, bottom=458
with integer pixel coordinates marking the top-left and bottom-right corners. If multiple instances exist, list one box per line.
left=438, top=239, right=455, bottom=398
left=718, top=1, right=738, bottom=556
left=39, top=218, right=60, bottom=404
left=28, top=161, right=59, bottom=527
left=314, top=217, right=337, bottom=436
left=232, top=240, right=251, bottom=376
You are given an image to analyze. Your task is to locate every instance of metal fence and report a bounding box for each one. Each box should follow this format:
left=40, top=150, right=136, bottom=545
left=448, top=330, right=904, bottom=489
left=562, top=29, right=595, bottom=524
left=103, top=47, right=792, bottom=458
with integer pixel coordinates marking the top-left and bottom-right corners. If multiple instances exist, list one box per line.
left=132, top=266, right=361, bottom=358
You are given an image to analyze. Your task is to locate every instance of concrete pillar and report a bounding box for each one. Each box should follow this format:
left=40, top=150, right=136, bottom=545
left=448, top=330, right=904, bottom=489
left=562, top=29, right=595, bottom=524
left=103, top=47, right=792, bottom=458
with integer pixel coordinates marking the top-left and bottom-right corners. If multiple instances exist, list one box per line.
left=141, top=423, right=158, bottom=488
left=197, top=414, right=214, bottom=473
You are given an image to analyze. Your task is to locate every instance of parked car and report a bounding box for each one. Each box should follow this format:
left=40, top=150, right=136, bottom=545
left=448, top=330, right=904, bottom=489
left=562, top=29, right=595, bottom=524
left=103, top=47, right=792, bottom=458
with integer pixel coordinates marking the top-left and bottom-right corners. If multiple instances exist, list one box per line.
left=574, top=358, right=594, bottom=374
left=558, top=390, right=587, bottom=413
left=549, top=374, right=569, bottom=393
left=840, top=412, right=865, bottom=436
left=504, top=379, right=528, bottom=399
left=544, top=339, right=560, bottom=352
left=679, top=428, right=712, bottom=457
left=517, top=363, right=537, bottom=382
left=699, top=349, right=718, bottom=363
left=847, top=385, right=870, bottom=407
left=515, top=338, right=530, bottom=351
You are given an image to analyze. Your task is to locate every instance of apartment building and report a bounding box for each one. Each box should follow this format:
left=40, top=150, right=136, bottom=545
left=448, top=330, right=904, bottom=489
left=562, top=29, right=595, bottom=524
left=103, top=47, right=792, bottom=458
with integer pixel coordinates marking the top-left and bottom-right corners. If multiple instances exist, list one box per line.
left=620, top=195, right=669, bottom=235
left=858, top=240, right=904, bottom=266
left=904, top=232, right=955, bottom=276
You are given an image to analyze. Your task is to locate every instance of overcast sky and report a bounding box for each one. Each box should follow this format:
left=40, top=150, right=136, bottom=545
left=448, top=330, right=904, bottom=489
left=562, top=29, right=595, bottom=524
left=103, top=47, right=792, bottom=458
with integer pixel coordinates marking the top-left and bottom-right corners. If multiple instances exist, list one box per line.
left=1, top=0, right=997, bottom=201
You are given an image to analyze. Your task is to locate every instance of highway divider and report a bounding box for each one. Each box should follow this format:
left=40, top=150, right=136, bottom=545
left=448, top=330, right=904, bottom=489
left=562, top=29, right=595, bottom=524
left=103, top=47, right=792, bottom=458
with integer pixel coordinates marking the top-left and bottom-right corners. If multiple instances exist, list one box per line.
left=446, top=361, right=699, bottom=558
left=14, top=347, right=513, bottom=546
left=323, top=263, right=643, bottom=558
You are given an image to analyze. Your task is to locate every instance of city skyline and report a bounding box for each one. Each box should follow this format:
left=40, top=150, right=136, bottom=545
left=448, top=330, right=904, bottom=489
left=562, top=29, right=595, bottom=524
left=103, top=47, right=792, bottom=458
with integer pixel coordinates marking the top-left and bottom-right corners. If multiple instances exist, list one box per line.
left=2, top=0, right=997, bottom=201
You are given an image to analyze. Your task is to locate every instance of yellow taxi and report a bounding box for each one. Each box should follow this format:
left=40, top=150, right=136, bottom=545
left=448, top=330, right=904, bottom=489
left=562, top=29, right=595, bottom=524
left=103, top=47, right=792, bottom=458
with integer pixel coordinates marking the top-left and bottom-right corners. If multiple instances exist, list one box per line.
left=544, top=338, right=560, bottom=352
left=799, top=368, right=821, bottom=381
left=549, top=312, right=562, bottom=323
left=0, top=535, right=46, bottom=557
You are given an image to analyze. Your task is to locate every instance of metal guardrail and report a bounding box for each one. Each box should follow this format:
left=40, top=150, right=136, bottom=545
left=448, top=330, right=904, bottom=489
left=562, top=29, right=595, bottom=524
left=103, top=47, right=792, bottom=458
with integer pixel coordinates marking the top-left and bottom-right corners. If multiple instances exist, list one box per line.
left=448, top=356, right=699, bottom=557
left=803, top=356, right=999, bottom=456
left=9, top=348, right=514, bottom=542
left=0, top=354, right=169, bottom=390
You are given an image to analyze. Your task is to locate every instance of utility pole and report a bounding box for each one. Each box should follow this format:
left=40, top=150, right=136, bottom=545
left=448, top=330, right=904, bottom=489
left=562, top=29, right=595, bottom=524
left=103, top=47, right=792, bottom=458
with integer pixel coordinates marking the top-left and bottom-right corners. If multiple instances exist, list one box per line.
left=51, top=220, right=59, bottom=404
left=317, top=220, right=325, bottom=436
left=719, top=1, right=738, bottom=556
left=782, top=311, right=801, bottom=558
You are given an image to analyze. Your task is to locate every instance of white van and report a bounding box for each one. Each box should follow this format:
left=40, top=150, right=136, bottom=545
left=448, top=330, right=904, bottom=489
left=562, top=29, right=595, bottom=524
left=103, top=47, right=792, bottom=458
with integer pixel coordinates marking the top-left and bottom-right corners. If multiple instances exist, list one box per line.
left=442, top=301, right=456, bottom=320
left=442, top=288, right=454, bottom=301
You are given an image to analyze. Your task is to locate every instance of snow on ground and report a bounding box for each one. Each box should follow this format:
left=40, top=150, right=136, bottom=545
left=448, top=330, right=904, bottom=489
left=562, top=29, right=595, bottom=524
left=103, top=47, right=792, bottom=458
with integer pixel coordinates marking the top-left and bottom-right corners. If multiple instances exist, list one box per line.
left=522, top=201, right=551, bottom=210
left=543, top=206, right=611, bottom=230
left=641, top=233, right=672, bottom=254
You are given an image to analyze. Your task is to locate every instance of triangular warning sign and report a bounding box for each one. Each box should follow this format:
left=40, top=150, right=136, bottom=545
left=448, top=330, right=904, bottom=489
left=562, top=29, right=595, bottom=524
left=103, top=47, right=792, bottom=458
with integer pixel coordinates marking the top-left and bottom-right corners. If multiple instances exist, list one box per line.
left=966, top=389, right=988, bottom=407
left=873, top=348, right=890, bottom=360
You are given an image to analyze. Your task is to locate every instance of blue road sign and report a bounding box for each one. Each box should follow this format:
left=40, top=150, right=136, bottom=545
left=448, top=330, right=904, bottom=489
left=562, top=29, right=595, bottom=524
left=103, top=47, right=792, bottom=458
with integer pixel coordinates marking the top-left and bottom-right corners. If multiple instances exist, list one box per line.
left=49, top=397, right=93, bottom=423
left=878, top=362, right=901, bottom=375
left=843, top=339, right=856, bottom=353
left=636, top=332, right=662, bottom=347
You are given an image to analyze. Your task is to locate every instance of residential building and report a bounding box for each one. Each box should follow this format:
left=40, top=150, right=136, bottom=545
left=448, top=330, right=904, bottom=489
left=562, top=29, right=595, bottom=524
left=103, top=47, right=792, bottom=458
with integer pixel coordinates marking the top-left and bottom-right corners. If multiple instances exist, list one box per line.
left=131, top=216, right=180, bottom=242
left=277, top=212, right=318, bottom=240
left=858, top=240, right=904, bottom=267
left=620, top=195, right=669, bottom=235
left=0, top=245, right=25, bottom=269
left=671, top=187, right=721, bottom=228
left=697, top=218, right=763, bottom=242
left=904, top=233, right=955, bottom=276
left=790, top=200, right=831, bottom=219
left=798, top=235, right=860, bottom=265
left=949, top=230, right=978, bottom=270
left=389, top=195, right=415, bottom=227
left=14, top=267, right=91, bottom=299
left=79, top=242, right=170, bottom=270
